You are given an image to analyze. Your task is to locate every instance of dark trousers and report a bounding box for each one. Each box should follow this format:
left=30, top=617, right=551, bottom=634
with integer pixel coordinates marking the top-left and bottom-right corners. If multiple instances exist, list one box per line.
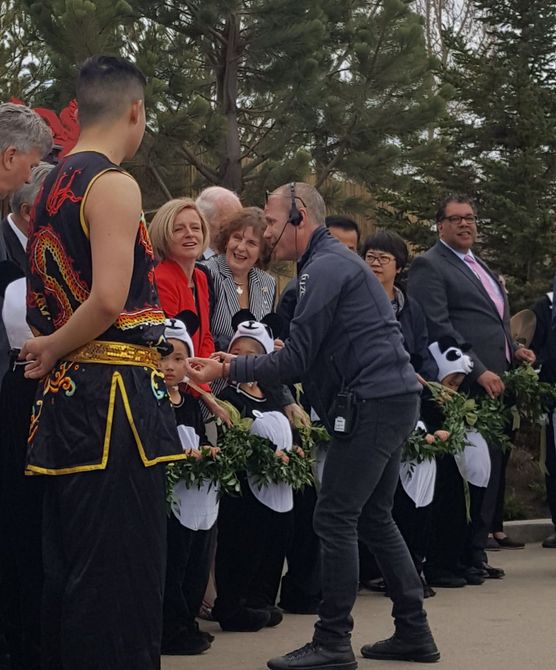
left=0, top=367, right=42, bottom=670
left=162, top=516, right=213, bottom=643
left=471, top=436, right=508, bottom=559
left=312, top=393, right=429, bottom=646
left=545, top=417, right=556, bottom=527
left=41, top=399, right=167, bottom=670
left=491, top=445, right=512, bottom=535
left=213, top=481, right=293, bottom=620
left=279, top=485, right=321, bottom=611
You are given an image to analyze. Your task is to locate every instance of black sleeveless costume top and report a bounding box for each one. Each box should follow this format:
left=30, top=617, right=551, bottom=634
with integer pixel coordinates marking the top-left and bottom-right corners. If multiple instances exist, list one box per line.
left=25, top=152, right=183, bottom=474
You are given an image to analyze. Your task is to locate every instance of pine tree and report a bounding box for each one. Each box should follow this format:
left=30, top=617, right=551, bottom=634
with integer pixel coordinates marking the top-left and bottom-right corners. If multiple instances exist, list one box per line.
left=431, top=0, right=556, bottom=308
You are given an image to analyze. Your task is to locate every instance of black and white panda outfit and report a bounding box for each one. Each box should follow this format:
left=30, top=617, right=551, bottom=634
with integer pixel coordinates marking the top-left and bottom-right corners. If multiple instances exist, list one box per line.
left=162, top=318, right=217, bottom=652
left=213, top=320, right=294, bottom=629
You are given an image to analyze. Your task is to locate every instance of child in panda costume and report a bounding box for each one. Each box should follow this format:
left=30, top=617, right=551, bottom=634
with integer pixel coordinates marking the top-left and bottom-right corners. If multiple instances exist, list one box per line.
left=159, top=316, right=217, bottom=655
left=423, top=337, right=493, bottom=588
left=212, top=319, right=294, bottom=632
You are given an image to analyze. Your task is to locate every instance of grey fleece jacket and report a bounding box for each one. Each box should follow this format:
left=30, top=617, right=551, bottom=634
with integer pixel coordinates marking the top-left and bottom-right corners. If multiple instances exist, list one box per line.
left=230, top=226, right=420, bottom=432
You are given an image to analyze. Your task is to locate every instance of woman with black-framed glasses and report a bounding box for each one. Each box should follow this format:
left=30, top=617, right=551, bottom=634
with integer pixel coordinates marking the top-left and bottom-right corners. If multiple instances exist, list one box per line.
left=360, top=230, right=438, bottom=597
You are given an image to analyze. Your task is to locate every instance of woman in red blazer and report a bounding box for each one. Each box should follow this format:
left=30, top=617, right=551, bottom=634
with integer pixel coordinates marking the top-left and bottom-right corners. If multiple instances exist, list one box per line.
left=149, top=197, right=225, bottom=420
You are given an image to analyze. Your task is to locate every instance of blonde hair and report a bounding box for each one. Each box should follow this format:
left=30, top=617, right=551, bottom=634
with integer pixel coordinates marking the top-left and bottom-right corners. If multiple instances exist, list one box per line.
left=149, top=198, right=210, bottom=261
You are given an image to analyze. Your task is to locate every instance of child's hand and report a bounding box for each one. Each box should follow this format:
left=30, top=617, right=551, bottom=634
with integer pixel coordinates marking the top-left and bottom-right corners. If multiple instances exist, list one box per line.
left=275, top=450, right=290, bottom=464
left=184, top=448, right=202, bottom=460
left=204, top=395, right=232, bottom=427
left=434, top=430, right=450, bottom=442
left=424, top=433, right=435, bottom=445
left=294, top=446, right=305, bottom=458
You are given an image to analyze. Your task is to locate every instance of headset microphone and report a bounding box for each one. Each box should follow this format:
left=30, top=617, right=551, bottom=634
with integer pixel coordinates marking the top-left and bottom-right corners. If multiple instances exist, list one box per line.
left=267, top=182, right=303, bottom=253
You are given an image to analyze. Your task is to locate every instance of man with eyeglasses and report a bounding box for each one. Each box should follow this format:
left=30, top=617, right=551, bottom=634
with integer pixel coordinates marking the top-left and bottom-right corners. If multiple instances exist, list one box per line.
left=408, top=194, right=535, bottom=584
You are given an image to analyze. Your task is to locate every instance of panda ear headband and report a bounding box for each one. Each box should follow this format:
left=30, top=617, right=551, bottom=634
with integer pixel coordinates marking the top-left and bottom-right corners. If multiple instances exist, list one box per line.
left=229, top=309, right=284, bottom=354
left=163, top=310, right=199, bottom=357
left=230, top=309, right=283, bottom=342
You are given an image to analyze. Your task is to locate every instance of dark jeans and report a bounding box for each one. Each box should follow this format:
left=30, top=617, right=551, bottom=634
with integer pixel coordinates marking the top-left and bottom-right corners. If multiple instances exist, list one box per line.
left=313, top=393, right=429, bottom=646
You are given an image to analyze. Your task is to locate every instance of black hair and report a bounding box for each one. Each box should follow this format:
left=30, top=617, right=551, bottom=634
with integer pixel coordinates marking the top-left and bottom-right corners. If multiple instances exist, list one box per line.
left=325, top=215, right=361, bottom=243
left=435, top=193, right=477, bottom=223
left=76, top=54, right=146, bottom=127
left=361, top=230, right=409, bottom=271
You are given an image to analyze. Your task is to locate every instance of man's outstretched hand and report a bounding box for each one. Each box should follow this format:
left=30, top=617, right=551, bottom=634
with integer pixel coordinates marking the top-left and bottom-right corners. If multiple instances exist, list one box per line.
left=185, top=357, right=227, bottom=385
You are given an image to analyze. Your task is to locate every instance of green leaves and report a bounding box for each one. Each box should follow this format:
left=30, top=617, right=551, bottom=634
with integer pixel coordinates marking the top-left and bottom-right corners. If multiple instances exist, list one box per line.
left=409, top=366, right=556, bottom=464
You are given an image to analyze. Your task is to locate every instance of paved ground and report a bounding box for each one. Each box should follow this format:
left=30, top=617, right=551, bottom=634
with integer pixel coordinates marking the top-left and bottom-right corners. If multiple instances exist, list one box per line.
left=162, top=543, right=556, bottom=670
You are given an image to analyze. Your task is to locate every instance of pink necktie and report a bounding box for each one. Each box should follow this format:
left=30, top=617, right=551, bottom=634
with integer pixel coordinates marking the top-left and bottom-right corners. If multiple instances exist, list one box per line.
left=464, top=254, right=511, bottom=361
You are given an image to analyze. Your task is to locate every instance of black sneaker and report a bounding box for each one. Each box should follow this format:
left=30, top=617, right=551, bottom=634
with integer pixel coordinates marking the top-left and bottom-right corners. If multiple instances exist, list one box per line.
left=361, top=634, right=440, bottom=663
left=267, top=641, right=357, bottom=670
left=218, top=606, right=271, bottom=632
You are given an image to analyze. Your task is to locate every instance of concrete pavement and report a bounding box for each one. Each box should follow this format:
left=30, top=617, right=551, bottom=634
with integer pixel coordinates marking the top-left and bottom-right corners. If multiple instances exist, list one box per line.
left=162, top=543, right=556, bottom=670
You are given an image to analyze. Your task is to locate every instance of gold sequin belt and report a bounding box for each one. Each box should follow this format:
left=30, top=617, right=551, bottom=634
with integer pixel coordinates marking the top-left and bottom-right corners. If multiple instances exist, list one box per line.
left=65, top=340, right=160, bottom=368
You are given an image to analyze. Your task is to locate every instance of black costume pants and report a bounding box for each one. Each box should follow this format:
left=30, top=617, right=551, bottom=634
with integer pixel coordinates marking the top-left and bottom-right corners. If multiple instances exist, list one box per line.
left=392, top=483, right=432, bottom=577
left=312, top=394, right=429, bottom=646
left=162, top=516, right=213, bottom=643
left=0, top=365, right=42, bottom=670
left=279, top=485, right=321, bottom=612
left=213, top=481, right=293, bottom=621
left=41, top=398, right=167, bottom=670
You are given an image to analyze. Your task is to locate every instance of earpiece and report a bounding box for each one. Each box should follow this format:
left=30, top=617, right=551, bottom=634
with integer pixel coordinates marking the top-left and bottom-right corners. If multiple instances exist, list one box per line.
left=288, top=182, right=303, bottom=226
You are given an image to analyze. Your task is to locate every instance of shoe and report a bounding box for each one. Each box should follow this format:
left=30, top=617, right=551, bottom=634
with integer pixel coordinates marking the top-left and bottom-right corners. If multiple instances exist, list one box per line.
left=199, top=629, right=215, bottom=643
left=267, top=641, right=357, bottom=670
left=421, top=576, right=436, bottom=598
left=486, top=536, right=501, bottom=551
left=359, top=577, right=387, bottom=593
left=161, top=633, right=211, bottom=655
left=463, top=566, right=486, bottom=586
left=482, top=562, right=505, bottom=579
left=266, top=606, right=284, bottom=627
left=494, top=535, right=524, bottom=549
left=361, top=634, right=440, bottom=663
left=218, top=606, right=271, bottom=632
left=542, top=531, right=556, bottom=548
left=426, top=570, right=466, bottom=588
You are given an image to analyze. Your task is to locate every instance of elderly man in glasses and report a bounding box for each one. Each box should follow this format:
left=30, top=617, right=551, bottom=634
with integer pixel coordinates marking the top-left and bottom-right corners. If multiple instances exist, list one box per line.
left=408, top=193, right=535, bottom=586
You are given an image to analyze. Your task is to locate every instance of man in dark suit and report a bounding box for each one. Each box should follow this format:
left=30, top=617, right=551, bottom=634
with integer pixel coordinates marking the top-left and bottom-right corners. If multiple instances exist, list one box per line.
left=408, top=194, right=535, bottom=579
left=0, top=163, right=54, bottom=375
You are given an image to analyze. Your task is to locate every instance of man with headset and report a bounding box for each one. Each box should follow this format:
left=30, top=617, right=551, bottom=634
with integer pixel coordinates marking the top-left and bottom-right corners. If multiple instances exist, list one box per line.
left=185, top=182, right=439, bottom=668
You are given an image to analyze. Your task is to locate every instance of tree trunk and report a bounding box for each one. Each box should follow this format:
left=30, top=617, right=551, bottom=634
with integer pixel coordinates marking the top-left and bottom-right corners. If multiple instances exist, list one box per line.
left=216, top=13, right=243, bottom=193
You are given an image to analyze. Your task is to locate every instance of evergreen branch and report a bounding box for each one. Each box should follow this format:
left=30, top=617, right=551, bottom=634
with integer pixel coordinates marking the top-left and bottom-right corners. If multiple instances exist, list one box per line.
left=179, top=143, right=219, bottom=183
